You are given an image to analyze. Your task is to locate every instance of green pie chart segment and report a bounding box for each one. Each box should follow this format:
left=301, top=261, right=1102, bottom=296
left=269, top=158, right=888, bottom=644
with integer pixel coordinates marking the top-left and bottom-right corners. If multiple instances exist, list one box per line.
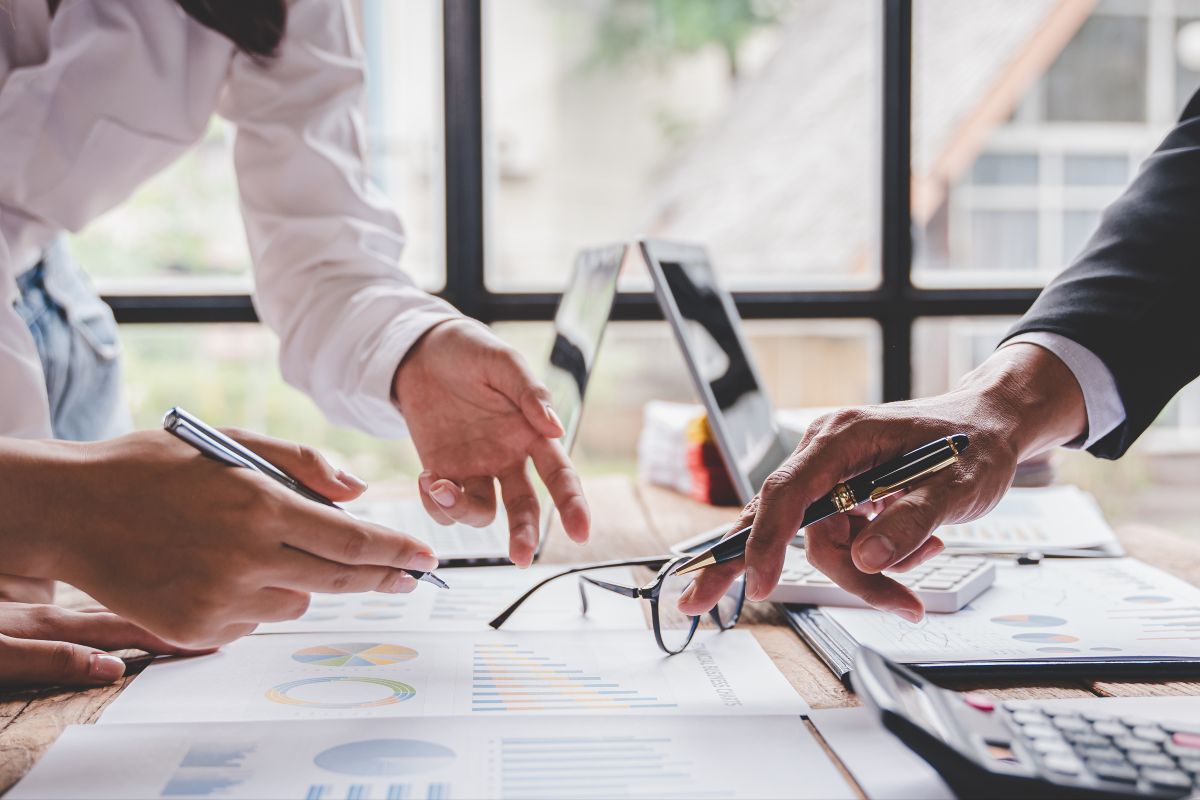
left=292, top=643, right=418, bottom=667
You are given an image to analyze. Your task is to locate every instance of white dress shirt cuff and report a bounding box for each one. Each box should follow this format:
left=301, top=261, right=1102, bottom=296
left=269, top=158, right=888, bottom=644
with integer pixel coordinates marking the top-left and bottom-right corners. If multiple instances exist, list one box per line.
left=358, top=303, right=463, bottom=439
left=1000, top=332, right=1126, bottom=450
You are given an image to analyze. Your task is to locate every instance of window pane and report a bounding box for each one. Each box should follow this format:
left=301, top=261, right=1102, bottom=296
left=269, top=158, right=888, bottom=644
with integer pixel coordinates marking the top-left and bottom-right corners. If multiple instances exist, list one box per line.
left=484, top=0, right=881, bottom=292
left=120, top=325, right=422, bottom=479
left=1044, top=16, right=1147, bottom=123
left=1063, top=154, right=1129, bottom=186
left=1062, top=209, right=1101, bottom=263
left=913, top=2, right=1175, bottom=289
left=493, top=320, right=880, bottom=474
left=70, top=0, right=444, bottom=294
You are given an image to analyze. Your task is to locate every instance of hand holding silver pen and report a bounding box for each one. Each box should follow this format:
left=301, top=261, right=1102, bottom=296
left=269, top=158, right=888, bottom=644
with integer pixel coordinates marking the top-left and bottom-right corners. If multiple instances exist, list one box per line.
left=163, top=407, right=448, bottom=590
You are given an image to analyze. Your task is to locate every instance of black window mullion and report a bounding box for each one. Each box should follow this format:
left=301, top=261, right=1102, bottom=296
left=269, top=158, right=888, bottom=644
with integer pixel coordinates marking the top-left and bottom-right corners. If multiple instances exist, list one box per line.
left=881, top=0, right=914, bottom=402
left=442, top=0, right=486, bottom=321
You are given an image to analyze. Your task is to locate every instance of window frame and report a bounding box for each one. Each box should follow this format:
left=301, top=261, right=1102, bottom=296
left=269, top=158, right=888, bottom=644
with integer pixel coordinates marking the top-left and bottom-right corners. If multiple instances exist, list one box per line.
left=101, top=0, right=1042, bottom=404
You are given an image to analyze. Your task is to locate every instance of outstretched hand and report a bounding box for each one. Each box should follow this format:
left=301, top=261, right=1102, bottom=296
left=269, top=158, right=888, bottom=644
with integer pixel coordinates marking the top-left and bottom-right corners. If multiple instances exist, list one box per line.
left=0, top=603, right=209, bottom=690
left=678, top=343, right=1087, bottom=621
left=393, top=319, right=590, bottom=567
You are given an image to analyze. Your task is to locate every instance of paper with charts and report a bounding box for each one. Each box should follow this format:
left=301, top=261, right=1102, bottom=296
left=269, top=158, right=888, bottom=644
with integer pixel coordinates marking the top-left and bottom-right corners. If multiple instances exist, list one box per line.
left=100, top=629, right=808, bottom=724
left=9, top=715, right=852, bottom=800
left=254, top=566, right=646, bottom=635
left=935, top=486, right=1119, bottom=553
left=823, top=557, right=1200, bottom=662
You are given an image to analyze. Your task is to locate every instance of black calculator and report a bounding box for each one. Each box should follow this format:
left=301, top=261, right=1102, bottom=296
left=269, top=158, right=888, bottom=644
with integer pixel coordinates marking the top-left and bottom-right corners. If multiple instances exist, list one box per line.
left=852, top=646, right=1199, bottom=799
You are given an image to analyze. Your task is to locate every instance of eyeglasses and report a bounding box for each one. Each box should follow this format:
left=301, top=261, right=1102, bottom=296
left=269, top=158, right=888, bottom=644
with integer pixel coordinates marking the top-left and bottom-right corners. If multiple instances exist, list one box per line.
left=488, top=555, right=746, bottom=654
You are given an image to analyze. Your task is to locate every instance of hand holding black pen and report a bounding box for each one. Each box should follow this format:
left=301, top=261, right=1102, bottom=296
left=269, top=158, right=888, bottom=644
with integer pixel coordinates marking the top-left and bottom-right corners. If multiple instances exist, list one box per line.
left=676, top=435, right=969, bottom=577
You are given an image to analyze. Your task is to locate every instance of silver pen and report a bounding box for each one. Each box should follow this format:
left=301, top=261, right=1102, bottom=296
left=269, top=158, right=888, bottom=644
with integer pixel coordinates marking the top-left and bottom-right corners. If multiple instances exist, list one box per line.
left=162, top=406, right=448, bottom=589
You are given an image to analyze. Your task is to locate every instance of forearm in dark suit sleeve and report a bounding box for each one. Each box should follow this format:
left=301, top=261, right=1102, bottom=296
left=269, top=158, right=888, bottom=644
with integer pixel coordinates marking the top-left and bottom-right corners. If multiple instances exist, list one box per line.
left=1004, top=92, right=1200, bottom=459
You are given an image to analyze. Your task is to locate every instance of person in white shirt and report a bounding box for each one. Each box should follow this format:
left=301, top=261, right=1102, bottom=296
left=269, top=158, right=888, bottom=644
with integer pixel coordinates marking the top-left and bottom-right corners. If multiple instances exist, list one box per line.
left=0, top=0, right=589, bottom=687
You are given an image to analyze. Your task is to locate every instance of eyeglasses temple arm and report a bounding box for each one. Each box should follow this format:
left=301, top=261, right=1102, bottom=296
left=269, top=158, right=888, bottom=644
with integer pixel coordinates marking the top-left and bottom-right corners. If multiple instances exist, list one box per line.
left=488, top=556, right=668, bottom=629
left=578, top=574, right=640, bottom=598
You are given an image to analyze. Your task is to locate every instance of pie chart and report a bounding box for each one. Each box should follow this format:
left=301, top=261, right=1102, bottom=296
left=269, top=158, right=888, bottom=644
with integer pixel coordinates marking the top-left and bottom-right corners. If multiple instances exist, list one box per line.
left=990, top=614, right=1067, bottom=628
left=314, top=739, right=456, bottom=776
left=292, top=643, right=418, bottom=667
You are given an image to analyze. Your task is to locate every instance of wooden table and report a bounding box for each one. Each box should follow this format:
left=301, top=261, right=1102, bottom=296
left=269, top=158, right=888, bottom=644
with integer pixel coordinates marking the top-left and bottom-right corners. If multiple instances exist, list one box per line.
left=3, top=475, right=1200, bottom=796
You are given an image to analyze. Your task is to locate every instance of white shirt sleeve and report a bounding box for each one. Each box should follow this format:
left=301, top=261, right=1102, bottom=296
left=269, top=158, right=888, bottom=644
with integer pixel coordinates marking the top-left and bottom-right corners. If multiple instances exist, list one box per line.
left=1001, top=332, right=1126, bottom=450
left=216, top=0, right=462, bottom=439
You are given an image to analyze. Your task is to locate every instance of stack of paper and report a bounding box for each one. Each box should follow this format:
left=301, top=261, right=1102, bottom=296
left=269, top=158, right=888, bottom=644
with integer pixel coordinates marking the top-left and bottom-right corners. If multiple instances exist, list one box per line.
left=13, top=564, right=851, bottom=800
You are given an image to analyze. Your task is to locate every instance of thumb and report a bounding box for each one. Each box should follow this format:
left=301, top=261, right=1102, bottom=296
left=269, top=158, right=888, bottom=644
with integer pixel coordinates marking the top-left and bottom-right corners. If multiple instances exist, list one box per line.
left=220, top=428, right=368, bottom=502
left=0, top=634, right=126, bottom=688
left=486, top=349, right=564, bottom=439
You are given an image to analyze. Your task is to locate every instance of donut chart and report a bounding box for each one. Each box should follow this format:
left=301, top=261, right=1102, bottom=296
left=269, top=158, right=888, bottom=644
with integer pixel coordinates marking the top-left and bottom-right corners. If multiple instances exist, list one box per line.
left=266, top=677, right=416, bottom=708
left=990, top=614, right=1068, bottom=628
left=292, top=643, right=417, bottom=667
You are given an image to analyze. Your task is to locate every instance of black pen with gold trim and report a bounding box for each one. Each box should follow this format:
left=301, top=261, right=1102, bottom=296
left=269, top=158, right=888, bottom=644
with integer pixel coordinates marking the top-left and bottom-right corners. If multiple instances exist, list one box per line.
left=674, top=434, right=969, bottom=577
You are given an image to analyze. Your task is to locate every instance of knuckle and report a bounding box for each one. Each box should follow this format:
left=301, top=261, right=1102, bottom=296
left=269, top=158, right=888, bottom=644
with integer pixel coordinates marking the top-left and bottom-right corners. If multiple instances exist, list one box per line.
left=48, top=641, right=80, bottom=676
left=329, top=568, right=356, bottom=593
left=295, top=444, right=327, bottom=473
left=340, top=527, right=372, bottom=563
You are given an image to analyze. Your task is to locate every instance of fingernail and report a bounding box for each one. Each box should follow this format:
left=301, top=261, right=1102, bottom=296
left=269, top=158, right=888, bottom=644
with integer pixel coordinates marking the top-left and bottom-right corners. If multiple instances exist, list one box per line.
left=410, top=552, right=439, bottom=572
left=744, top=565, right=761, bottom=600
left=89, top=653, right=125, bottom=681
left=859, top=535, right=896, bottom=571
left=385, top=572, right=417, bottom=593
left=893, top=608, right=923, bottom=623
left=336, top=469, right=367, bottom=491
left=429, top=482, right=457, bottom=509
left=678, top=583, right=697, bottom=607
left=543, top=402, right=563, bottom=432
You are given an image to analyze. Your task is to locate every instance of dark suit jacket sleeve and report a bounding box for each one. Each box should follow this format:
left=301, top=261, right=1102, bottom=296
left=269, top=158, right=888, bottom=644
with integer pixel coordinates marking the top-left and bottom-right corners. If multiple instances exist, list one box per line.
left=1003, top=91, right=1200, bottom=460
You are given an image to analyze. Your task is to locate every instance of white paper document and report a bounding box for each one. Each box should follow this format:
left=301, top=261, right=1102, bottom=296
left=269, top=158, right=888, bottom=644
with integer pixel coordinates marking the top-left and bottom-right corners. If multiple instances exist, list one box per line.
left=100, top=629, right=808, bottom=724
left=824, top=557, right=1200, bottom=662
left=254, top=566, right=646, bottom=635
left=10, top=715, right=851, bottom=800
left=936, top=486, right=1120, bottom=553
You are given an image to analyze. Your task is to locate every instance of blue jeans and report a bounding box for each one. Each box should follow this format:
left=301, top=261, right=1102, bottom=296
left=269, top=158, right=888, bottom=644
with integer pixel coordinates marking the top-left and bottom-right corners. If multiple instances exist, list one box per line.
left=13, top=240, right=131, bottom=441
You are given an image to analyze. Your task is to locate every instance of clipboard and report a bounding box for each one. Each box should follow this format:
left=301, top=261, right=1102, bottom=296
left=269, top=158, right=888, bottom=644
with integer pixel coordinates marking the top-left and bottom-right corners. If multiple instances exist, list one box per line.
left=784, top=605, right=1200, bottom=688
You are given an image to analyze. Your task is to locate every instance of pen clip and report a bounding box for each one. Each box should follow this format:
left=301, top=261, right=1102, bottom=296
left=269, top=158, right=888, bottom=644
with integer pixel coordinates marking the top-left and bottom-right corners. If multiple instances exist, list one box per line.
left=866, top=454, right=958, bottom=503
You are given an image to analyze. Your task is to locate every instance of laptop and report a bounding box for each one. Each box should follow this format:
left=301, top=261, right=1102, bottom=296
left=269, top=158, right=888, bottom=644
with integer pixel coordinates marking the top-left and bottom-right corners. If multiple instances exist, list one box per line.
left=640, top=238, right=791, bottom=508
left=351, top=244, right=626, bottom=566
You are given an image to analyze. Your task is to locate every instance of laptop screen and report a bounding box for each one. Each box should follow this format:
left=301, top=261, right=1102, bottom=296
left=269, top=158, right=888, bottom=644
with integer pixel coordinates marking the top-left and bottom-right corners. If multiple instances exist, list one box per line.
left=649, top=247, right=788, bottom=503
left=542, top=244, right=623, bottom=452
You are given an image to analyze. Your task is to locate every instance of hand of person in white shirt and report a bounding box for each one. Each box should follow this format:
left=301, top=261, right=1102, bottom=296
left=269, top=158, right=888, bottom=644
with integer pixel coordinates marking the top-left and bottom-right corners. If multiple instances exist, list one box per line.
left=0, top=430, right=442, bottom=648
left=393, top=319, right=591, bottom=567
left=676, top=343, right=1088, bottom=621
left=0, top=602, right=208, bottom=690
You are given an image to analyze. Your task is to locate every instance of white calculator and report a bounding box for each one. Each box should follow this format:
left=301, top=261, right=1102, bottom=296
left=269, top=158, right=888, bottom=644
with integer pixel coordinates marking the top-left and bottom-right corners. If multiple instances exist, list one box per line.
left=767, top=547, right=996, bottom=612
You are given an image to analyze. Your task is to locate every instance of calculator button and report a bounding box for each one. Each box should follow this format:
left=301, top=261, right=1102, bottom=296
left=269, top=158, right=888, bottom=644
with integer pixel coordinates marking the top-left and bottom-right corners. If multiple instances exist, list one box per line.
left=1177, top=758, right=1200, bottom=775
left=1022, top=724, right=1059, bottom=739
left=1088, top=761, right=1139, bottom=783
left=1132, top=725, right=1168, bottom=743
left=1030, top=737, right=1072, bottom=756
left=1171, top=731, right=1200, bottom=750
left=917, top=580, right=955, bottom=590
left=1127, top=752, right=1175, bottom=770
left=963, top=694, right=994, bottom=713
left=1113, top=736, right=1159, bottom=753
left=1163, top=722, right=1200, bottom=736
left=1079, top=746, right=1129, bottom=764
left=1052, top=716, right=1090, bottom=734
left=1066, top=732, right=1110, bottom=748
left=1040, top=754, right=1082, bottom=775
left=1139, top=767, right=1193, bottom=790
left=1010, top=710, right=1046, bottom=726
left=1093, top=721, right=1128, bottom=738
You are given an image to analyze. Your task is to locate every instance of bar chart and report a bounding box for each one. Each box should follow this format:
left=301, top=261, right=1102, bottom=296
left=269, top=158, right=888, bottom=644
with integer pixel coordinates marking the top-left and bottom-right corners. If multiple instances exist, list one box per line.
left=470, top=642, right=678, bottom=713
